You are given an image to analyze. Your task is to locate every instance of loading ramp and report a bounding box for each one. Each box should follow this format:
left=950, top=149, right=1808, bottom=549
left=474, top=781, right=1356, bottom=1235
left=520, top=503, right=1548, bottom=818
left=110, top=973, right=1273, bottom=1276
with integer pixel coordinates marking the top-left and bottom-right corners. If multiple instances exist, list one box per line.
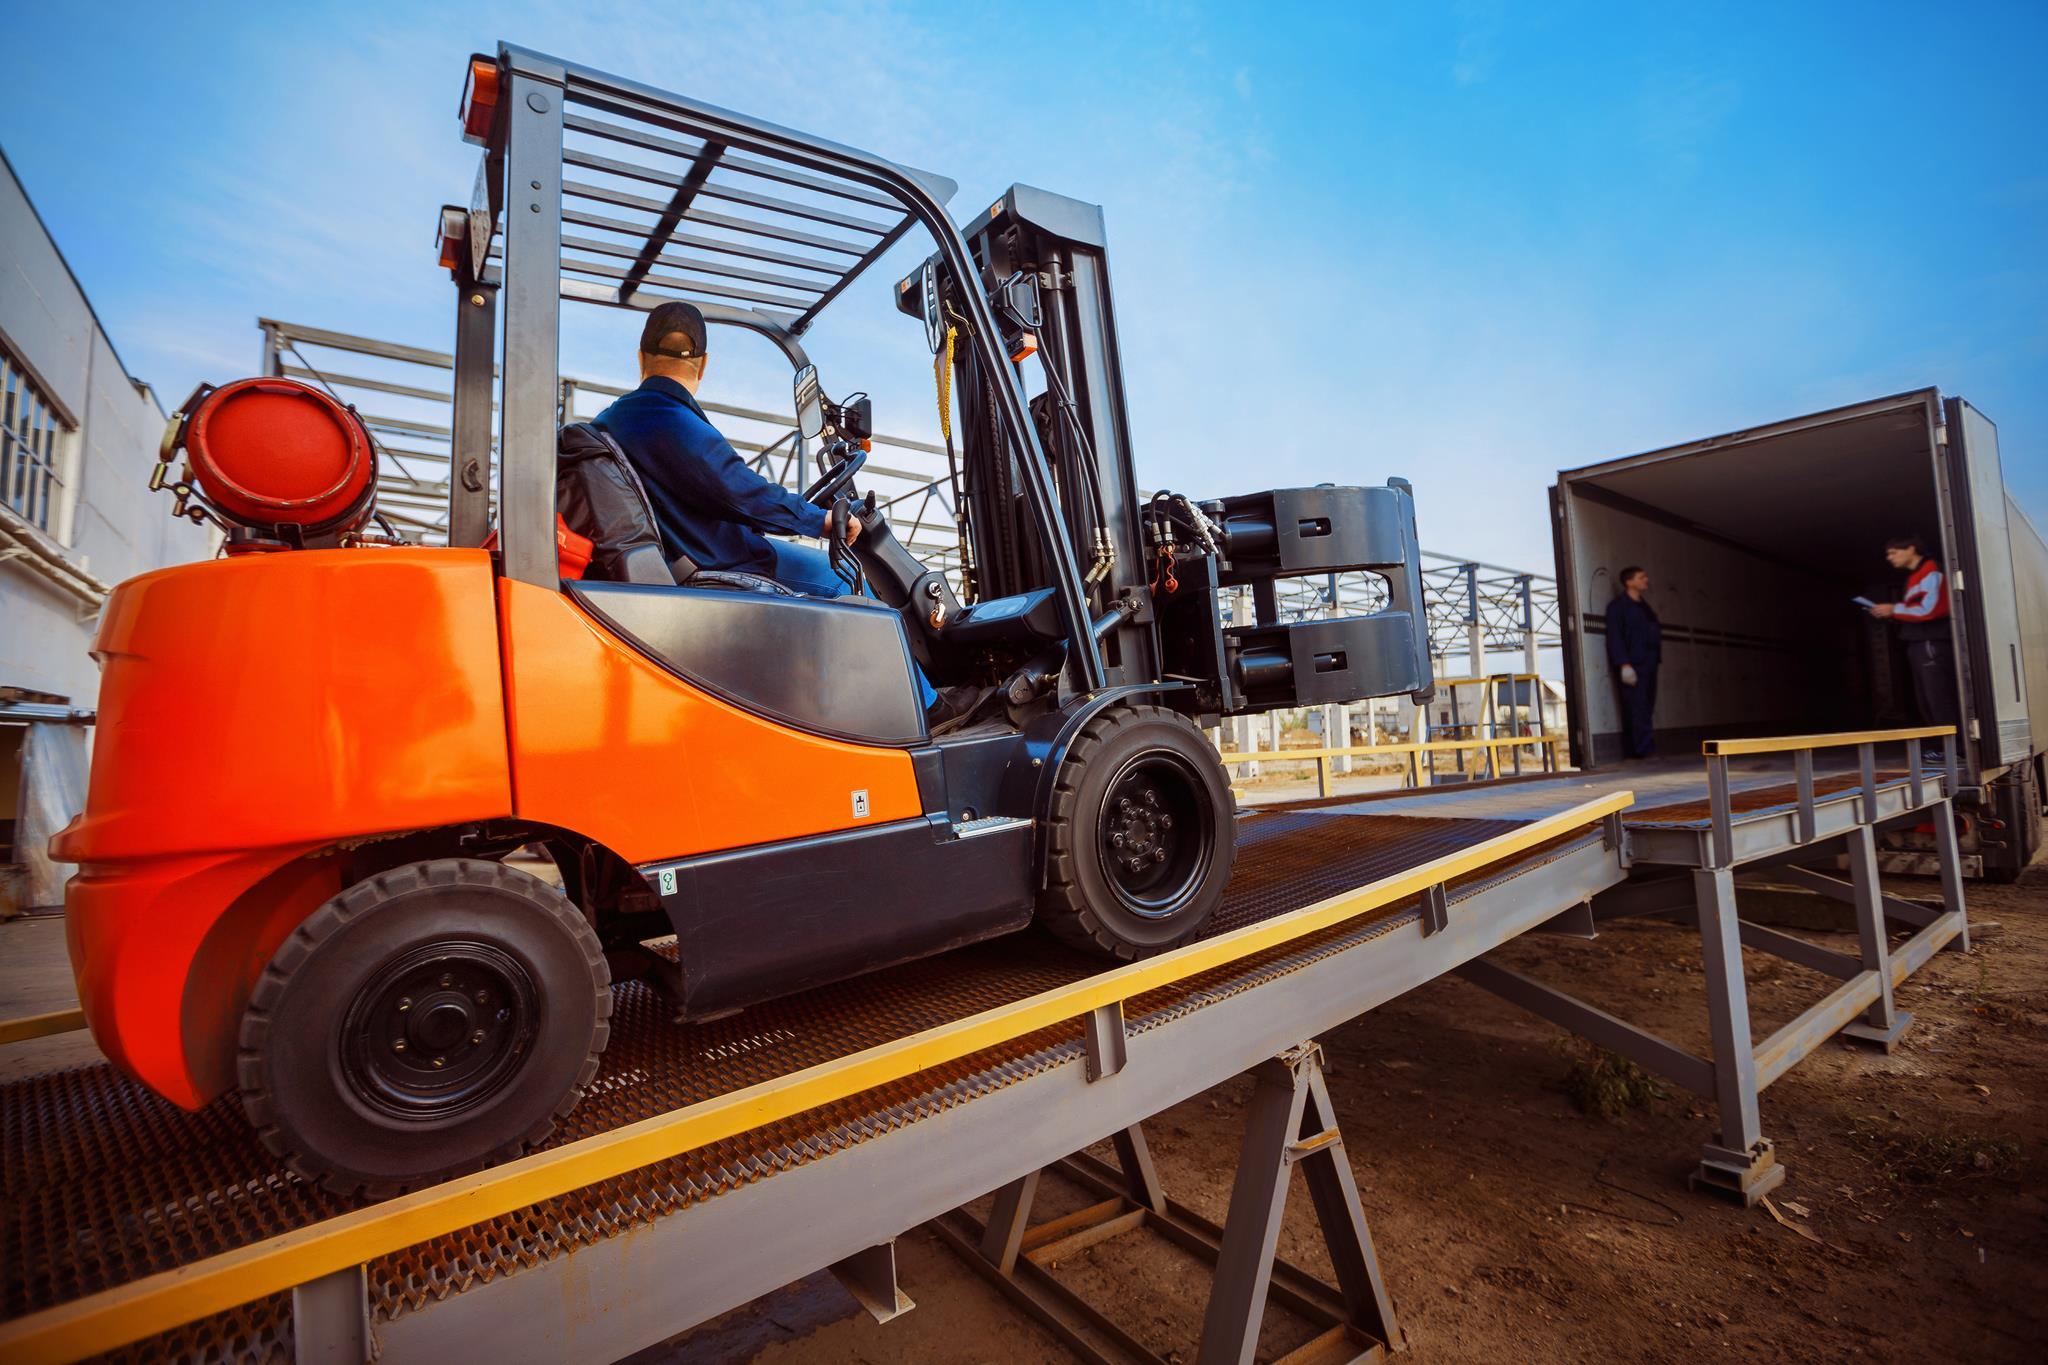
left=0, top=728, right=1971, bottom=1362
left=3, top=795, right=1626, bottom=1363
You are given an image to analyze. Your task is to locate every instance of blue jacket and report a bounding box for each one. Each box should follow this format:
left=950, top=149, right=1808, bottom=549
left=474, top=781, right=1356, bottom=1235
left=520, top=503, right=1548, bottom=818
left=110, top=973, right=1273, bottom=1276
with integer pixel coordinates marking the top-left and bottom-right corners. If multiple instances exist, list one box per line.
left=594, top=376, right=825, bottom=576
left=1604, top=593, right=1662, bottom=670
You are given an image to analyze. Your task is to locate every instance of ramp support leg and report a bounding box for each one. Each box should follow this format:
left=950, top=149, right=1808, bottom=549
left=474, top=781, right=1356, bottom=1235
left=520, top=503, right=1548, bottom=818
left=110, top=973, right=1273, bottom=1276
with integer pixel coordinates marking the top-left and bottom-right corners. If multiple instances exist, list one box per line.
left=292, top=1264, right=370, bottom=1365
left=1198, top=1044, right=1398, bottom=1365
left=936, top=1052, right=1396, bottom=1365
left=979, top=1168, right=1041, bottom=1274
left=829, top=1240, right=914, bottom=1324
left=1931, top=797, right=1970, bottom=954
left=1689, top=867, right=1785, bottom=1205
left=1112, top=1124, right=1168, bottom=1215
left=1840, top=825, right=1911, bottom=1049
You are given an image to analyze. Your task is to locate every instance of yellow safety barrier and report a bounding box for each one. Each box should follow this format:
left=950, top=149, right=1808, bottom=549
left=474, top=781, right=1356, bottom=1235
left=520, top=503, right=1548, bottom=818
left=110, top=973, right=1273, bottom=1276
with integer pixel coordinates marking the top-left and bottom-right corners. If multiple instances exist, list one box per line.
left=1220, top=734, right=1568, bottom=795
left=1695, top=725, right=1957, bottom=866
left=1424, top=671, right=1546, bottom=690
left=0, top=791, right=1632, bottom=1364
left=1702, top=725, right=1954, bottom=757
left=0, top=1008, right=86, bottom=1046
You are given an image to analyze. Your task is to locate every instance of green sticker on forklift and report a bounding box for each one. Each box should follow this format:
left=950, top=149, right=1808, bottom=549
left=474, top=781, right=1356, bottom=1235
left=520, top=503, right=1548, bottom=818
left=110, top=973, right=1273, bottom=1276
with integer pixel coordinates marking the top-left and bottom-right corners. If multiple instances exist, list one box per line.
left=658, top=868, right=677, bottom=896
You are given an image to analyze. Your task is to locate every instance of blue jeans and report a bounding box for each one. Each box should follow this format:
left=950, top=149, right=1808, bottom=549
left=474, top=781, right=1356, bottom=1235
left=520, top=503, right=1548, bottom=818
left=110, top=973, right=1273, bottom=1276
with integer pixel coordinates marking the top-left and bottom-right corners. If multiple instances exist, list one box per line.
left=768, top=541, right=938, bottom=711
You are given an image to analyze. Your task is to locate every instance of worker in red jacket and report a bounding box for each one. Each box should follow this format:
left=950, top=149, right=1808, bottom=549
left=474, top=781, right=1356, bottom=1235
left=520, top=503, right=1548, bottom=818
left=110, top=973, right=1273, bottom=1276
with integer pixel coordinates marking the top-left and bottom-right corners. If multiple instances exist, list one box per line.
left=1868, top=533, right=1958, bottom=751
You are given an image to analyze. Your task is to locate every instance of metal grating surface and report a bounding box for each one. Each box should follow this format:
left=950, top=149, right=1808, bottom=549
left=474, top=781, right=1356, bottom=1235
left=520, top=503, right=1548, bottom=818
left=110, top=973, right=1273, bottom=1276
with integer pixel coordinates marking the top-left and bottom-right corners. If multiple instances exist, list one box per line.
left=2, top=808, right=1578, bottom=1361
left=1626, top=773, right=1906, bottom=826
left=1207, top=811, right=1525, bottom=933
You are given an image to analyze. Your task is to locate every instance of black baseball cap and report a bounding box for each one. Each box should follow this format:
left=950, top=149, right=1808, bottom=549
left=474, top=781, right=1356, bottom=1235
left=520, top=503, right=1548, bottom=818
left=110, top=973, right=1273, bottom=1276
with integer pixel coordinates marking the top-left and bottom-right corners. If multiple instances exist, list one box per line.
left=639, top=300, right=707, bottom=359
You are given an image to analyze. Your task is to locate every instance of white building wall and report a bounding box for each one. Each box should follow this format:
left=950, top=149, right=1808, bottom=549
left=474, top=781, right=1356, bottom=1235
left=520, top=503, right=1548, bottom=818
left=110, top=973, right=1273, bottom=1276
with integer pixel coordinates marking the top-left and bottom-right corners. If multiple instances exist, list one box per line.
left=2, top=149, right=209, bottom=706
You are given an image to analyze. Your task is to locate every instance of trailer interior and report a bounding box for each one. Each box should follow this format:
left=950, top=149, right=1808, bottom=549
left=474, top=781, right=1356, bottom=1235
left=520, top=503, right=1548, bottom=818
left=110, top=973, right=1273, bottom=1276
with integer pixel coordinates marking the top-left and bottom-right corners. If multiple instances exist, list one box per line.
left=1557, top=394, right=1954, bottom=763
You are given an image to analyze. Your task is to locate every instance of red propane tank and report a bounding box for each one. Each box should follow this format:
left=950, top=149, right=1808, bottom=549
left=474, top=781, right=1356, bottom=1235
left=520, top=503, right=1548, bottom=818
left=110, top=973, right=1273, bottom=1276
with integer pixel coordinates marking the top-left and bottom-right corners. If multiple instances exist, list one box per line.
left=182, top=378, right=377, bottom=539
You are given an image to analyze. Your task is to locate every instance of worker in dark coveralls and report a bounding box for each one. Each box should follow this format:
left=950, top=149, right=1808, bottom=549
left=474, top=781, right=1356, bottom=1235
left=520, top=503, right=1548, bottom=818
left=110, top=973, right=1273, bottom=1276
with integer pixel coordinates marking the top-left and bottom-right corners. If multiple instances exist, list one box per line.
left=597, top=300, right=961, bottom=719
left=1604, top=565, right=1661, bottom=760
left=596, top=300, right=861, bottom=597
left=1868, top=534, right=1957, bottom=758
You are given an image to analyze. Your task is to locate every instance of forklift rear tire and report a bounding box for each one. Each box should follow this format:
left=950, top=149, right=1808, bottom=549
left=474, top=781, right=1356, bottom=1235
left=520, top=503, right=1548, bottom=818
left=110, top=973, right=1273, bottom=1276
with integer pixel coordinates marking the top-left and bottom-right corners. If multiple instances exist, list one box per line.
left=237, top=858, right=612, bottom=1197
left=1038, top=704, right=1235, bottom=958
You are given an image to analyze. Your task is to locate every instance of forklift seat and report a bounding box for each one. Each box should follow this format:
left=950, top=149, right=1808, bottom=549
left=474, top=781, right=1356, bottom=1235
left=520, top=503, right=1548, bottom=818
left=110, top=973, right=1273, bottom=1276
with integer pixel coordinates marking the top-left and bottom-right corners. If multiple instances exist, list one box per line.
left=556, top=422, right=792, bottom=594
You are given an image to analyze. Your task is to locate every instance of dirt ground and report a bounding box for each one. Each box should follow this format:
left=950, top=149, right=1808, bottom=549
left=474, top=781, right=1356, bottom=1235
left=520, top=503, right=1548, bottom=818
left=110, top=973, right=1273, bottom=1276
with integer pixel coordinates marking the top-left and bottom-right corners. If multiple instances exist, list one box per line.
left=654, top=864, right=2048, bottom=1364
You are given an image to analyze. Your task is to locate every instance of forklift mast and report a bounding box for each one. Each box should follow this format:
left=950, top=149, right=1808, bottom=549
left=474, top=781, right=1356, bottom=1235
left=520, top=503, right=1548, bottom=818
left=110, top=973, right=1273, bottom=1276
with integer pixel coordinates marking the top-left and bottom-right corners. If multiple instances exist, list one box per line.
left=902, top=184, right=1433, bottom=718
left=937, top=186, right=1158, bottom=687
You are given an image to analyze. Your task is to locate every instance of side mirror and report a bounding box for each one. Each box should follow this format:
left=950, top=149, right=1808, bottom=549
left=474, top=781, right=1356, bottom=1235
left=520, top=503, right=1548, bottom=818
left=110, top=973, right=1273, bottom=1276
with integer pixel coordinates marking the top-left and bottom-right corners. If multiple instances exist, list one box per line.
left=920, top=260, right=943, bottom=354
left=793, top=364, right=825, bottom=440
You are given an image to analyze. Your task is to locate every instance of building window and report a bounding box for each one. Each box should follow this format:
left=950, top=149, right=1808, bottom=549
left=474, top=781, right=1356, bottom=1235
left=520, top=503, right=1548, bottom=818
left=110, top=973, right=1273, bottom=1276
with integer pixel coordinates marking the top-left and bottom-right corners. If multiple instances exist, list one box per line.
left=2, top=348, right=75, bottom=539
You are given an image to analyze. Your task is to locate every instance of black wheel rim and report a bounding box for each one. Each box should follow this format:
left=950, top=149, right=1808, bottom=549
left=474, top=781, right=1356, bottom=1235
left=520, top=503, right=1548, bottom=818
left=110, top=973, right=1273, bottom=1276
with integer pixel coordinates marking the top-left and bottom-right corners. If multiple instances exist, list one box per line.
left=1097, top=748, right=1214, bottom=919
left=340, top=941, right=539, bottom=1121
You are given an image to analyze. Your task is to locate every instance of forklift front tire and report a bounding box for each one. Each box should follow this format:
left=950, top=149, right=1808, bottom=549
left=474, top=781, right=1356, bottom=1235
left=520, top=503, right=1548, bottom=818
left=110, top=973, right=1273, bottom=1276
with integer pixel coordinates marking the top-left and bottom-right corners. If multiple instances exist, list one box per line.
left=236, top=858, right=612, bottom=1197
left=1038, top=704, right=1236, bottom=959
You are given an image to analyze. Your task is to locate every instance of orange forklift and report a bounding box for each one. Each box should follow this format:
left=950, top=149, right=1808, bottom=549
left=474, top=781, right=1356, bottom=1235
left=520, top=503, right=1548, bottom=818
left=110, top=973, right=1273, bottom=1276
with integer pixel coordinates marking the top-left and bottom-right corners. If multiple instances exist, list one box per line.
left=55, top=44, right=1434, bottom=1194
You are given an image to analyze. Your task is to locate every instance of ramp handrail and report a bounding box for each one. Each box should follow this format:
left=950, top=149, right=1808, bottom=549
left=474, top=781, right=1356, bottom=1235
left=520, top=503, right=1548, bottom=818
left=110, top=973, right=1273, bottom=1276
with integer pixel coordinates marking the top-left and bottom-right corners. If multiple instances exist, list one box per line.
left=0, top=791, right=1631, bottom=1364
left=1699, top=725, right=1956, bottom=867
left=1219, top=733, right=1566, bottom=795
left=0, top=1008, right=85, bottom=1046
left=1701, top=725, right=1955, bottom=757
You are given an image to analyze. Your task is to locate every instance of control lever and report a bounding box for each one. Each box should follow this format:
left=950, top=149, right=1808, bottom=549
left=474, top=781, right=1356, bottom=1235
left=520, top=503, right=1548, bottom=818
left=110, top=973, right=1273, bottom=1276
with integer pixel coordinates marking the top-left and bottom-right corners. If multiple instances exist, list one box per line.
left=999, top=644, right=1067, bottom=707
left=827, top=495, right=864, bottom=594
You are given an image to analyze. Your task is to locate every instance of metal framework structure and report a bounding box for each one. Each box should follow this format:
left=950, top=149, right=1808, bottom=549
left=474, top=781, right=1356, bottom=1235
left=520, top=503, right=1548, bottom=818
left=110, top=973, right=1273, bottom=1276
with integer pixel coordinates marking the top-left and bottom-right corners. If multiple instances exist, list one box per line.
left=935, top=1048, right=1400, bottom=1365
left=1458, top=725, right=1969, bottom=1201
left=1417, top=673, right=1561, bottom=783
left=257, top=318, right=1557, bottom=678
left=256, top=319, right=970, bottom=567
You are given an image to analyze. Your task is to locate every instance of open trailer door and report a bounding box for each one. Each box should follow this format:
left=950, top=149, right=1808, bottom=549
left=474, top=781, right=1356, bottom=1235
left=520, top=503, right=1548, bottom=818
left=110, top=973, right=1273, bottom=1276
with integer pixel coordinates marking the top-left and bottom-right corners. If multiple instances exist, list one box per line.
left=1943, top=398, right=2033, bottom=770
left=1547, top=482, right=1593, bottom=767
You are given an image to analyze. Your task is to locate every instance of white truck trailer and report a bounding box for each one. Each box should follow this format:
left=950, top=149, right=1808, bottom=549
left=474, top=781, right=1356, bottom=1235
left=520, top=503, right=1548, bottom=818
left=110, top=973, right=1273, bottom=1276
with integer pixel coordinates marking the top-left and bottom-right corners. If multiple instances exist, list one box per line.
left=1551, top=388, right=2046, bottom=879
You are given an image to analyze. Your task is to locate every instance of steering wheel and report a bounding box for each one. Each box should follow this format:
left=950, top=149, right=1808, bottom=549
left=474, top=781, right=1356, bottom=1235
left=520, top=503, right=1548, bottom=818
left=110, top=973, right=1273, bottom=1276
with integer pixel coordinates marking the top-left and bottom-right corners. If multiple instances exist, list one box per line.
left=803, top=441, right=867, bottom=507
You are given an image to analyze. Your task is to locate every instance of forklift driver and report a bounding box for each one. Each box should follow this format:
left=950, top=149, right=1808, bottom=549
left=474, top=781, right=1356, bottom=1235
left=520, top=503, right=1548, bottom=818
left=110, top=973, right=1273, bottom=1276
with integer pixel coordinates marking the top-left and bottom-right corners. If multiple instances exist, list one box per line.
left=597, top=301, right=967, bottom=722
left=597, top=301, right=862, bottom=596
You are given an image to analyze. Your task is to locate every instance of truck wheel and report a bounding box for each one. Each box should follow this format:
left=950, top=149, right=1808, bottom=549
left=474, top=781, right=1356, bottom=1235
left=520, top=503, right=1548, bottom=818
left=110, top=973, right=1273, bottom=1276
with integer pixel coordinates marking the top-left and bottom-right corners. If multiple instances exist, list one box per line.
left=1985, top=763, right=2043, bottom=883
left=1038, top=704, right=1235, bottom=958
left=237, top=858, right=611, bottom=1197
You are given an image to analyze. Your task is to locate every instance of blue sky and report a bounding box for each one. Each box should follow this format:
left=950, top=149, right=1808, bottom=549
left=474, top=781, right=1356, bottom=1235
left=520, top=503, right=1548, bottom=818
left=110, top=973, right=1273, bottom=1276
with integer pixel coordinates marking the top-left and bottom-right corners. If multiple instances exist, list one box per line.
left=5, top=0, right=2043, bottom=572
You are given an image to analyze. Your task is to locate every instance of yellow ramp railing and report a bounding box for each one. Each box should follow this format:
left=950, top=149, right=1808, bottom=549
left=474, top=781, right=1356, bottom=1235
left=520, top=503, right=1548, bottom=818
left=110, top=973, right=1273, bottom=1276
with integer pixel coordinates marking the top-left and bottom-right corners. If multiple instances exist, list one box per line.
left=1221, top=734, right=1567, bottom=795
left=0, top=1008, right=85, bottom=1046
left=1696, top=725, right=1956, bottom=865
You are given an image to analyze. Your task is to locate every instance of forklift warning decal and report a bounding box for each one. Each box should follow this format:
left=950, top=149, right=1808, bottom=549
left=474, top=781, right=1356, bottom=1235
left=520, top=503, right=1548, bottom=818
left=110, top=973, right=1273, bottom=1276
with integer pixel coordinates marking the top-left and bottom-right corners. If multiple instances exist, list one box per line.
left=852, top=790, right=871, bottom=819
left=658, top=868, right=678, bottom=897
